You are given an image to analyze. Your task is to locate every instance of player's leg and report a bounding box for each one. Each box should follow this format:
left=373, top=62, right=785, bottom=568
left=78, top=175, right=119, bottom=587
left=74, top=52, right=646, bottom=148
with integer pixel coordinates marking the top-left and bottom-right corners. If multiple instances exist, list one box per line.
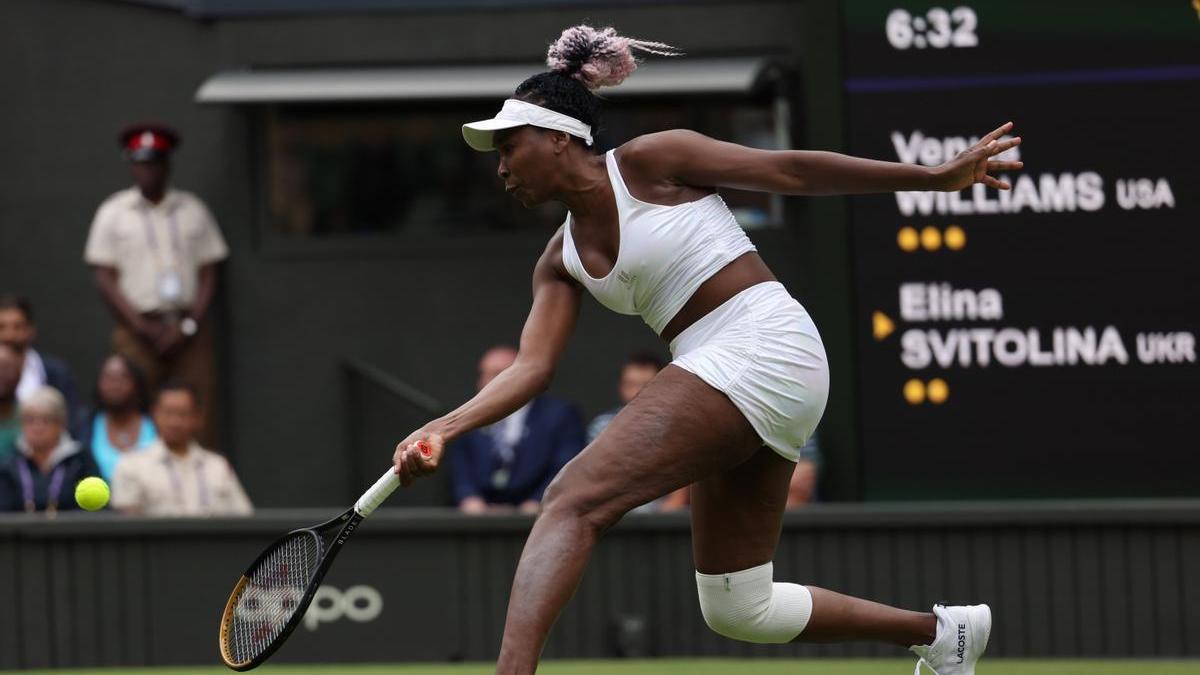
left=692, top=449, right=993, bottom=674
left=495, top=365, right=762, bottom=675
left=691, top=446, right=937, bottom=646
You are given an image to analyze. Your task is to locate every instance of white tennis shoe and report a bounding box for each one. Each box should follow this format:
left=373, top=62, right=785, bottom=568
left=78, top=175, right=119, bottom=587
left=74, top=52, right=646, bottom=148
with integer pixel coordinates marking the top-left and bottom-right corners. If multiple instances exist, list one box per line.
left=910, top=603, right=992, bottom=675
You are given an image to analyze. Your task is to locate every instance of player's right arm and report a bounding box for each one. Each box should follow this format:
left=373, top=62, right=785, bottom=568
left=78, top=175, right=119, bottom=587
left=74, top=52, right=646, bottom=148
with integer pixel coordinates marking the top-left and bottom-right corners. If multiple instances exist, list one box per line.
left=392, top=229, right=582, bottom=485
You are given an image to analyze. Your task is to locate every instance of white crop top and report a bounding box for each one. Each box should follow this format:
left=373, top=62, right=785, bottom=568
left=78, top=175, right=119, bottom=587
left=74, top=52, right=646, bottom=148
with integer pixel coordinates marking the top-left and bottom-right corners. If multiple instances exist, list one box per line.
left=561, top=150, right=757, bottom=336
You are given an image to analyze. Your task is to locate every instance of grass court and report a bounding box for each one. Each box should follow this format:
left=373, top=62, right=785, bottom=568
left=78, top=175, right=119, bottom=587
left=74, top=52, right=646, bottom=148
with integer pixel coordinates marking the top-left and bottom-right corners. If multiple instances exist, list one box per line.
left=14, top=659, right=1200, bottom=674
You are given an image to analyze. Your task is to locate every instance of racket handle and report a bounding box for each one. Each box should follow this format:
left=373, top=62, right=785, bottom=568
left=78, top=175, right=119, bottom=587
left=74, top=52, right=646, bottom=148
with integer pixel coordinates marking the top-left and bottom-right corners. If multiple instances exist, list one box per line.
left=354, top=468, right=400, bottom=517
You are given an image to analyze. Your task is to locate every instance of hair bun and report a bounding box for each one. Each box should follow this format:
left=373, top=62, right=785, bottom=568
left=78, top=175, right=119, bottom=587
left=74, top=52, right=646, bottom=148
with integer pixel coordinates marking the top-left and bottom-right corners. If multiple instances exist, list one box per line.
left=546, top=25, right=680, bottom=90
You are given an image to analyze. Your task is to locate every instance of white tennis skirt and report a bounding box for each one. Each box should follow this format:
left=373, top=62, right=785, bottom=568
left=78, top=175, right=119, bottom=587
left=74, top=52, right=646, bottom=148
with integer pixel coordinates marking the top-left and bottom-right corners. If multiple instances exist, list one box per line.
left=669, top=281, right=829, bottom=462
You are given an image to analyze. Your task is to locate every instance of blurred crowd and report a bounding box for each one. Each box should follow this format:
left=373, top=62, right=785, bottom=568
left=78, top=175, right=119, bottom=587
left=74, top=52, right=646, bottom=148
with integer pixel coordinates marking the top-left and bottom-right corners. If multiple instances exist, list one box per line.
left=0, top=296, right=251, bottom=517
left=0, top=121, right=818, bottom=518
left=0, top=122, right=244, bottom=518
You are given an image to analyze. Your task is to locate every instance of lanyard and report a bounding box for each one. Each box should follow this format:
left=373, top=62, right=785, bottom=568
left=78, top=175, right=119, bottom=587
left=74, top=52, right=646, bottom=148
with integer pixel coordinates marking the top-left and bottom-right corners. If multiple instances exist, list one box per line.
left=487, top=415, right=527, bottom=492
left=163, top=454, right=210, bottom=511
left=16, top=458, right=66, bottom=515
left=139, top=204, right=182, bottom=255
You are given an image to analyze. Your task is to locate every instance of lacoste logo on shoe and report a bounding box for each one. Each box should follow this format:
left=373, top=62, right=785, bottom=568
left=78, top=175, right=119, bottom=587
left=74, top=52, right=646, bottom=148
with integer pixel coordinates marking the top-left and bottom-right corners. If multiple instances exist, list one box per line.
left=956, top=623, right=967, bottom=664
left=617, top=270, right=636, bottom=285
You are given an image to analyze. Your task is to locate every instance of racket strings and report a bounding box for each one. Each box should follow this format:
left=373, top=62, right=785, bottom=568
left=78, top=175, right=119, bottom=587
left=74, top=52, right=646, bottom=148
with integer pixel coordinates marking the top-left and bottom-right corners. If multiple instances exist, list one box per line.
left=224, top=533, right=321, bottom=663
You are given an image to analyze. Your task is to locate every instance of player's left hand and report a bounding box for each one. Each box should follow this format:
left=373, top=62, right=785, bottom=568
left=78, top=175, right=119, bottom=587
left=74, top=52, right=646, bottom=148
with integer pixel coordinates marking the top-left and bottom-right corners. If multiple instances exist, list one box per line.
left=392, top=429, right=445, bottom=487
left=931, top=121, right=1023, bottom=192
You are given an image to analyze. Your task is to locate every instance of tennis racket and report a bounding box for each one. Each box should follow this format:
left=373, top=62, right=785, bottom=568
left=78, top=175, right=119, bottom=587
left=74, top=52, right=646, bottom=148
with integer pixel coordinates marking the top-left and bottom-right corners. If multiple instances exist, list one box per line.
left=217, top=441, right=430, bottom=671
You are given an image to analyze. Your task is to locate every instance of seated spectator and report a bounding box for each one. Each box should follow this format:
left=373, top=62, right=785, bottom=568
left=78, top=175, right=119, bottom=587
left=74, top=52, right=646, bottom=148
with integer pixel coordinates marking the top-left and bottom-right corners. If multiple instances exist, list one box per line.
left=588, top=352, right=688, bottom=512
left=586, top=352, right=665, bottom=443
left=84, top=355, right=157, bottom=482
left=110, top=380, right=251, bottom=516
left=0, top=386, right=100, bottom=514
left=451, top=345, right=585, bottom=514
left=786, top=431, right=822, bottom=507
left=0, top=343, right=20, bottom=461
left=0, top=295, right=85, bottom=436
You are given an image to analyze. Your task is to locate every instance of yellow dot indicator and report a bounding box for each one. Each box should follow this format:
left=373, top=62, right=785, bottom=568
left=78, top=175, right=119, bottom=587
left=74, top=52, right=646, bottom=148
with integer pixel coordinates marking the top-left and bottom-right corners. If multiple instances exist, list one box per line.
left=944, top=225, right=966, bottom=250
left=927, top=378, right=949, bottom=404
left=903, top=378, right=926, bottom=405
left=897, top=227, right=919, bottom=252
left=920, top=226, right=942, bottom=251
left=872, top=311, right=896, bottom=341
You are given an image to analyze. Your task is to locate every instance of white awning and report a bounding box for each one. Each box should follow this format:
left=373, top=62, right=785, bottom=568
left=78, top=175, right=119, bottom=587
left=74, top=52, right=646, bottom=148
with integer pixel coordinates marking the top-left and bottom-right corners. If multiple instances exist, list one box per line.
left=195, top=58, right=774, bottom=104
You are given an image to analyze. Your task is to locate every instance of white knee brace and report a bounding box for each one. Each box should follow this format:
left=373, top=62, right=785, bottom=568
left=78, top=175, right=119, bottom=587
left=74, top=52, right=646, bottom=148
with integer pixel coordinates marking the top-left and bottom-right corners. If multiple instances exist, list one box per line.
left=696, top=561, right=813, bottom=643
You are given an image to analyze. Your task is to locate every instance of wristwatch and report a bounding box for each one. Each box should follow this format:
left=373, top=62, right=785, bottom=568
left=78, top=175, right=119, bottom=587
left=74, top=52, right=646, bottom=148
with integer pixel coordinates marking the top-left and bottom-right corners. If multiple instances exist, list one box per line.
left=180, top=317, right=199, bottom=337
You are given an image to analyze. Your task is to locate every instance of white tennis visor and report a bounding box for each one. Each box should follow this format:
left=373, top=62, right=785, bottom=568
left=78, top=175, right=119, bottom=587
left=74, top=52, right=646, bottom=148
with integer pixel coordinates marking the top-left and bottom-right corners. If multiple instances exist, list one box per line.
left=462, top=99, right=594, bottom=152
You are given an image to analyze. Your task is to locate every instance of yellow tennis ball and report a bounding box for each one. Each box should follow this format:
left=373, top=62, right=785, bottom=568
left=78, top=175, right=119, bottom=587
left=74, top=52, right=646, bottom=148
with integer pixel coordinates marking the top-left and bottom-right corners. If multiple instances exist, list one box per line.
left=75, top=477, right=110, bottom=511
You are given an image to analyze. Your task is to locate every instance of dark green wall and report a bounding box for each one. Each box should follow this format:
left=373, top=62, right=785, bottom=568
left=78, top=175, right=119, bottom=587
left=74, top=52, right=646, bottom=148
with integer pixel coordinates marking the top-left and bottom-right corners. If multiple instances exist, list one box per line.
left=6, top=502, right=1200, bottom=667
left=0, top=0, right=859, bottom=505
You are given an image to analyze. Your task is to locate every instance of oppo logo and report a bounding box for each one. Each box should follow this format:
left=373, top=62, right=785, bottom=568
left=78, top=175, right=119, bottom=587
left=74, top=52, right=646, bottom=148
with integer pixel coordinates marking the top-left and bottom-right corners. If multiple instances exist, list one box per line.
left=304, top=585, right=383, bottom=631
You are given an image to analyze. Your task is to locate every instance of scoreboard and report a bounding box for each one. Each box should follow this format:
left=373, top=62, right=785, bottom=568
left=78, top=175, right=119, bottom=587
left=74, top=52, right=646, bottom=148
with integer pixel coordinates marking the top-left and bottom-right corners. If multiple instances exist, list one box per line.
left=843, top=1, right=1200, bottom=498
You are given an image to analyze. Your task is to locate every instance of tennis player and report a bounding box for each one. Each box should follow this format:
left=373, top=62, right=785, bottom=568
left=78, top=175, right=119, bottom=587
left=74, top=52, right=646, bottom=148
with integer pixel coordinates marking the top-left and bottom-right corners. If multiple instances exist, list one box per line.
left=393, top=25, right=1021, bottom=675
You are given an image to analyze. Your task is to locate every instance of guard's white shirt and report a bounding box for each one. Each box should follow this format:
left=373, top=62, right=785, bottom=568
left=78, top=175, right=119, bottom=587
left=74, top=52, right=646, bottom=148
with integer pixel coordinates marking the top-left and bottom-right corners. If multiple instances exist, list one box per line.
left=84, top=187, right=229, bottom=313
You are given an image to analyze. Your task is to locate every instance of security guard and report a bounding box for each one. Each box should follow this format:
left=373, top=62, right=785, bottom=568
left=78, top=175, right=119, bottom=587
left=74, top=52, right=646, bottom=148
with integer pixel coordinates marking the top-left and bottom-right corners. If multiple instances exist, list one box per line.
left=84, top=123, right=227, bottom=445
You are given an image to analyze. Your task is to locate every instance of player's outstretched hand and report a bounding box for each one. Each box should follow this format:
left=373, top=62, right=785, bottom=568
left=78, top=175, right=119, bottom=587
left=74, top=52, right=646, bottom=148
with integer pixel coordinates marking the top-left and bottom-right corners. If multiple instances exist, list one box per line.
left=931, top=121, right=1023, bottom=192
left=392, top=430, right=445, bottom=487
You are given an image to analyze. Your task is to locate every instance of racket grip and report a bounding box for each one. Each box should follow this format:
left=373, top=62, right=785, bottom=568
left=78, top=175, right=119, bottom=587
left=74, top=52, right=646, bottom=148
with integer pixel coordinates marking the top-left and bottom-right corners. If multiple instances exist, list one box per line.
left=354, top=468, right=400, bottom=518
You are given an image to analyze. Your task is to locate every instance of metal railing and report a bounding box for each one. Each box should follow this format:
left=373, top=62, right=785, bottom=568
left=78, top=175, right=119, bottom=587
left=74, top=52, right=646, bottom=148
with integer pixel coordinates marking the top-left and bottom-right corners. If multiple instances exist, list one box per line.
left=340, top=357, right=448, bottom=506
